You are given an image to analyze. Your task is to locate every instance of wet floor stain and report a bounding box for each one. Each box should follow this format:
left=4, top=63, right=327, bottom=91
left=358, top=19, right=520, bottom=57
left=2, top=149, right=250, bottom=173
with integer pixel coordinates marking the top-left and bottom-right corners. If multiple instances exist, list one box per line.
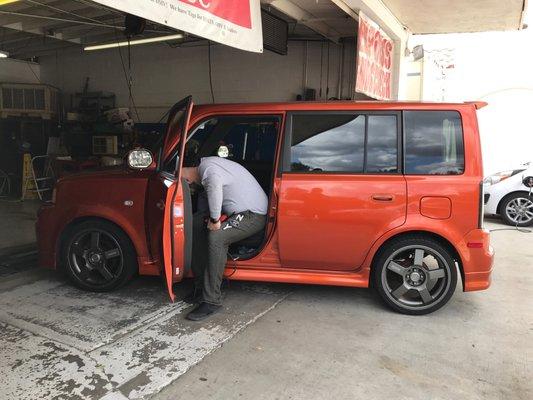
left=0, top=278, right=290, bottom=399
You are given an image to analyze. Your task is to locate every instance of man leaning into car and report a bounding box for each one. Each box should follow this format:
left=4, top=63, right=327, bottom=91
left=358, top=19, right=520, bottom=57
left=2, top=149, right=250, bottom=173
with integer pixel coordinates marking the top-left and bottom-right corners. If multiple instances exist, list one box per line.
left=181, top=156, right=268, bottom=321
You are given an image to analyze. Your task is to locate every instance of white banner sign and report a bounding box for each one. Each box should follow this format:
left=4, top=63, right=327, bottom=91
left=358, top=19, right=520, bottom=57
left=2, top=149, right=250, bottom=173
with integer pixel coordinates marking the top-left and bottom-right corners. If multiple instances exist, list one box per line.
left=93, top=0, right=263, bottom=53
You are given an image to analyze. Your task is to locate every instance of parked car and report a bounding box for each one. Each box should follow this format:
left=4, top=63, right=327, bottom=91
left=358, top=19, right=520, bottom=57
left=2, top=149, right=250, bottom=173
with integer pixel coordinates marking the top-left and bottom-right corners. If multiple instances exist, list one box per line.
left=36, top=97, right=494, bottom=315
left=483, top=163, right=533, bottom=226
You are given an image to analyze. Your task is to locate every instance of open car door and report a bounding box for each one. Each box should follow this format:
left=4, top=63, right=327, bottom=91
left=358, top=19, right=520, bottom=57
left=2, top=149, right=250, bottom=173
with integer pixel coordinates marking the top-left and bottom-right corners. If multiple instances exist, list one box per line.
left=161, top=96, right=193, bottom=301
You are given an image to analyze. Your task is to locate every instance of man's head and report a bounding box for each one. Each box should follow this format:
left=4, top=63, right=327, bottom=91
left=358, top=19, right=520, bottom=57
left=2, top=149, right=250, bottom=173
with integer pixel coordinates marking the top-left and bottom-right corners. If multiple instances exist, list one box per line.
left=181, top=167, right=200, bottom=185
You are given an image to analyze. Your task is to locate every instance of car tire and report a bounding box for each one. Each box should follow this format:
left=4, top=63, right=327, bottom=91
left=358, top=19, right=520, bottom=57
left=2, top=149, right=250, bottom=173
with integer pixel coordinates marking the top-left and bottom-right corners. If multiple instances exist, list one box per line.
left=500, top=192, right=533, bottom=227
left=372, top=235, right=458, bottom=315
left=60, top=220, right=137, bottom=292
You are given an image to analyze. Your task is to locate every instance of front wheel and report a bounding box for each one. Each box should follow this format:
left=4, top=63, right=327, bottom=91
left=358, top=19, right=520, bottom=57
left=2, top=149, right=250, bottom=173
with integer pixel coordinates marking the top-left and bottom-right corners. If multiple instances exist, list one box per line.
left=373, top=236, right=458, bottom=315
left=60, top=220, right=137, bottom=292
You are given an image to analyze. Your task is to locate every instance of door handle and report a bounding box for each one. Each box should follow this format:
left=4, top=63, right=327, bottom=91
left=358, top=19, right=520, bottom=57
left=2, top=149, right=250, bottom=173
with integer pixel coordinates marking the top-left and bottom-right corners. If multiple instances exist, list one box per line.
left=372, top=194, right=394, bottom=202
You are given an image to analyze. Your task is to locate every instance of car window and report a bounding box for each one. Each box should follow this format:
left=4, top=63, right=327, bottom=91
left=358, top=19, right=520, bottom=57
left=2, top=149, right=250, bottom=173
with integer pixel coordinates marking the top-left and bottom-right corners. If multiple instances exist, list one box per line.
left=366, top=115, right=398, bottom=173
left=289, top=114, right=365, bottom=172
left=287, top=113, right=399, bottom=173
left=186, top=116, right=279, bottom=164
left=404, top=111, right=464, bottom=175
left=220, top=121, right=277, bottom=162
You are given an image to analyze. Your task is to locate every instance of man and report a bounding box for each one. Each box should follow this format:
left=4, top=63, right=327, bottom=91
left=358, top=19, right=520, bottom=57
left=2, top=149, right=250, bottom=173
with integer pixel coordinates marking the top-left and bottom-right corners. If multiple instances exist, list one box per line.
left=181, top=156, right=268, bottom=321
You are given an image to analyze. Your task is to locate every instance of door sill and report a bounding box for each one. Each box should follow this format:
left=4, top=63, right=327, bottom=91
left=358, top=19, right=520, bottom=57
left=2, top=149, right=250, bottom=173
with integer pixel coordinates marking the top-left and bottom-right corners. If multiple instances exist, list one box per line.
left=224, top=266, right=370, bottom=288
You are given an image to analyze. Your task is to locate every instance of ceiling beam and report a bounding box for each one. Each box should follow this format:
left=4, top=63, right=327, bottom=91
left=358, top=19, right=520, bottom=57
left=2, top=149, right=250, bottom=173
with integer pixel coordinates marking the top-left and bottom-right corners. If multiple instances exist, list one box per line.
left=2, top=21, right=81, bottom=43
left=329, top=0, right=359, bottom=21
left=262, top=0, right=341, bottom=43
left=338, top=0, right=408, bottom=40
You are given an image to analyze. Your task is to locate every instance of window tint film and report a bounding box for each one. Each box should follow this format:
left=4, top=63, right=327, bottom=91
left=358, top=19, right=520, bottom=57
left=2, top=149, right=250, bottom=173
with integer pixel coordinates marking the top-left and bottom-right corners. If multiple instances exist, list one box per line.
left=290, top=114, right=365, bottom=172
left=404, top=111, right=464, bottom=175
left=367, top=115, right=398, bottom=173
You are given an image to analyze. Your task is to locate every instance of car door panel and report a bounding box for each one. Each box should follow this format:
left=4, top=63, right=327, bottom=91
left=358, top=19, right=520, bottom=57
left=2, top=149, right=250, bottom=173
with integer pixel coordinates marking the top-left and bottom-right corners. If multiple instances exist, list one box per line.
left=145, top=96, right=193, bottom=301
left=278, top=174, right=407, bottom=271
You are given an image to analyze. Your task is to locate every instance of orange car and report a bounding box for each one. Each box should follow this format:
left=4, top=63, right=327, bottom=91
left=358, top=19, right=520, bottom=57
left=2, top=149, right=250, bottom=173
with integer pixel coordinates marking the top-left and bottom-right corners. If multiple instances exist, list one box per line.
left=36, top=97, right=493, bottom=315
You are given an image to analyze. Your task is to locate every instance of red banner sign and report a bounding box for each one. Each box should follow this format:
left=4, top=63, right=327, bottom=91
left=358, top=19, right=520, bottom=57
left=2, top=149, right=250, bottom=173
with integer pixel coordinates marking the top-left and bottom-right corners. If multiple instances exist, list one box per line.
left=179, top=0, right=252, bottom=29
left=355, top=12, right=394, bottom=100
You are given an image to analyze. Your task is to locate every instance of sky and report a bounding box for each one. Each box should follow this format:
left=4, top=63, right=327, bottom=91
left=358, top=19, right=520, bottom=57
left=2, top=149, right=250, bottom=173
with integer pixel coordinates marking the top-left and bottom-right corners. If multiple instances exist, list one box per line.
left=409, top=10, right=533, bottom=175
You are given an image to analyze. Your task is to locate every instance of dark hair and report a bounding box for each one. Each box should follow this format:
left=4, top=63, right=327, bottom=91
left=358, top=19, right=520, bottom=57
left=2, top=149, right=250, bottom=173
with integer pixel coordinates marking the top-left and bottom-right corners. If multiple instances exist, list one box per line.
left=183, top=154, right=200, bottom=167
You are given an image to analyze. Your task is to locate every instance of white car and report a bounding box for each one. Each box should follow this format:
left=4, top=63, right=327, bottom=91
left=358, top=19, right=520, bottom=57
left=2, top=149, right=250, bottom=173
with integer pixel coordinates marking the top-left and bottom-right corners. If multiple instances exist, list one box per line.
left=484, top=163, right=533, bottom=226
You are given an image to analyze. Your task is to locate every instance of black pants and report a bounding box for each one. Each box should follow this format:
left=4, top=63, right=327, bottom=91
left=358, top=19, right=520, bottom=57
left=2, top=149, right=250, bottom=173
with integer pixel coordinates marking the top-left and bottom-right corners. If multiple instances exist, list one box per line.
left=191, top=211, right=266, bottom=305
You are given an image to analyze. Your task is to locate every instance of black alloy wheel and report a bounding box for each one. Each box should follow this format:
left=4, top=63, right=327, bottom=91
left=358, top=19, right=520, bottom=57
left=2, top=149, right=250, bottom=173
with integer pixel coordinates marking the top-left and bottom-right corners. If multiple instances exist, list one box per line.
left=62, top=220, right=137, bottom=291
left=373, top=236, right=457, bottom=315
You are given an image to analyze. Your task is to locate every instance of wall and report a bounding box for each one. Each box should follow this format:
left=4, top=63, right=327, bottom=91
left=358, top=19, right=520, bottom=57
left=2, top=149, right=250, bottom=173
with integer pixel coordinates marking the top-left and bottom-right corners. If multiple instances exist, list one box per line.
left=402, top=59, right=423, bottom=100
left=408, top=26, right=533, bottom=175
left=0, top=58, right=41, bottom=84
left=40, top=40, right=356, bottom=122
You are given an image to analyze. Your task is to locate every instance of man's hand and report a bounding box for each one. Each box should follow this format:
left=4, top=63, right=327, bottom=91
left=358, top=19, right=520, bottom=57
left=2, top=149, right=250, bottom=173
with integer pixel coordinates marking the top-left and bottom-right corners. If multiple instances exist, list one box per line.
left=207, top=219, right=221, bottom=231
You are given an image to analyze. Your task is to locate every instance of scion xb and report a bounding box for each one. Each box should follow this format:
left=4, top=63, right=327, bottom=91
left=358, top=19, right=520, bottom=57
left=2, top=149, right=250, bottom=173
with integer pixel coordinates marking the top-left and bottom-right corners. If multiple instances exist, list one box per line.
left=36, top=97, right=494, bottom=315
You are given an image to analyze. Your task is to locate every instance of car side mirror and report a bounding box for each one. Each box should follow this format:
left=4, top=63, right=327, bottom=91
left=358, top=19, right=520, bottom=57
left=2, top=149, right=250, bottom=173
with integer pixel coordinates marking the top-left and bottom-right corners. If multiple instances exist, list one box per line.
left=127, top=149, right=154, bottom=170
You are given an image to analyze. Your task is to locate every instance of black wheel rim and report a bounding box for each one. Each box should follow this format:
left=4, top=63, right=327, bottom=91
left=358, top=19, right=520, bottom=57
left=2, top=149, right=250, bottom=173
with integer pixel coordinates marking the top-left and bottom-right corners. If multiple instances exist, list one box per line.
left=380, top=245, right=452, bottom=311
left=67, top=229, right=124, bottom=288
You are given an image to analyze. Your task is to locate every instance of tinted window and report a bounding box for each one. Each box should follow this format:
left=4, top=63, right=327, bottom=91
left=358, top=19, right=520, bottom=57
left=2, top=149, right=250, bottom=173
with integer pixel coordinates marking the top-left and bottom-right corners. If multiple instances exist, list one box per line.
left=290, top=114, right=365, bottom=172
left=367, top=115, right=398, bottom=173
left=161, top=104, right=189, bottom=174
left=404, top=111, right=464, bottom=175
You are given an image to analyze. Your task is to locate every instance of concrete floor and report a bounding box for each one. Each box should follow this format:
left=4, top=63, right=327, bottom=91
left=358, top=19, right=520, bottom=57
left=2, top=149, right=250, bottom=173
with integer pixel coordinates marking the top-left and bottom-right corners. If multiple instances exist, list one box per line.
left=156, top=220, right=532, bottom=400
left=0, top=219, right=531, bottom=400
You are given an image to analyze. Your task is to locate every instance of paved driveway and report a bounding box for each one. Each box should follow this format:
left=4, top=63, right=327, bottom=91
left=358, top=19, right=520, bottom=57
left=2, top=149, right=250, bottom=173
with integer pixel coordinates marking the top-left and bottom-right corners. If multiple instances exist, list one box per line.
left=0, top=220, right=531, bottom=400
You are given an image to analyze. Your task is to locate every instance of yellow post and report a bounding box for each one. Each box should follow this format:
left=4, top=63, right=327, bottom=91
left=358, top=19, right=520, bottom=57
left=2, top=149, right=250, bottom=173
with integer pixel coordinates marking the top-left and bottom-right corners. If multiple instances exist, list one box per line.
left=22, top=153, right=37, bottom=200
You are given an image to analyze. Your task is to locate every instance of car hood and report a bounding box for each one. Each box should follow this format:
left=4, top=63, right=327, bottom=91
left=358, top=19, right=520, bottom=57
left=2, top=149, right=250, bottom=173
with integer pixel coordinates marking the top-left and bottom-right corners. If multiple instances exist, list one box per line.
left=57, top=167, right=154, bottom=183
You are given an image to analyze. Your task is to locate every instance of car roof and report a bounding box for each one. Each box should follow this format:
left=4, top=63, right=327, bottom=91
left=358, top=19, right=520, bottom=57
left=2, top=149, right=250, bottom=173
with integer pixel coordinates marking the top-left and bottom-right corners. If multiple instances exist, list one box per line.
left=191, top=100, right=484, bottom=117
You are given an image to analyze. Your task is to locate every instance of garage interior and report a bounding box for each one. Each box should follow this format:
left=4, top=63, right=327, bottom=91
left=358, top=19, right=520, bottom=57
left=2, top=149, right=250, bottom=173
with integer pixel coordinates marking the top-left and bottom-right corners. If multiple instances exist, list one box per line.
left=0, top=1, right=531, bottom=399
left=0, top=0, right=526, bottom=219
left=0, top=0, right=360, bottom=256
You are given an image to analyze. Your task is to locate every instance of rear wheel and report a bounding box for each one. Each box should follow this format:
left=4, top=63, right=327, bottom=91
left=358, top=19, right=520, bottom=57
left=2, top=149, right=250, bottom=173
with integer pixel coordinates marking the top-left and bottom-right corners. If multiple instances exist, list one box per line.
left=61, top=220, right=137, bottom=291
left=500, top=192, right=533, bottom=227
left=373, top=236, right=457, bottom=315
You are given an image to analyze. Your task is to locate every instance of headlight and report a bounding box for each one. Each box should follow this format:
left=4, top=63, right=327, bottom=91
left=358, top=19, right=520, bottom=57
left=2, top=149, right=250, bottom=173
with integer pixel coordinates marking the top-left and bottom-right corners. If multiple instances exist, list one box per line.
left=483, top=169, right=525, bottom=185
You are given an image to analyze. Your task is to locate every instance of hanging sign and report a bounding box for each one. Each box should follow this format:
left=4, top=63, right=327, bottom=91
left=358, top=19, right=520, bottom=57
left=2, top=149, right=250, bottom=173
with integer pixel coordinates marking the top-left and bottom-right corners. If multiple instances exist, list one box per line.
left=92, top=0, right=263, bottom=53
left=355, top=12, right=394, bottom=100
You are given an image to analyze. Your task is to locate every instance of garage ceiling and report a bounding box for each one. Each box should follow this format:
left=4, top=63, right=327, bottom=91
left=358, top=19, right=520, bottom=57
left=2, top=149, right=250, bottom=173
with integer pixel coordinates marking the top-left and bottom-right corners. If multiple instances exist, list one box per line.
left=0, top=0, right=527, bottom=61
left=263, top=0, right=357, bottom=42
left=0, top=0, right=354, bottom=61
left=381, top=0, right=527, bottom=33
left=0, top=0, right=178, bottom=60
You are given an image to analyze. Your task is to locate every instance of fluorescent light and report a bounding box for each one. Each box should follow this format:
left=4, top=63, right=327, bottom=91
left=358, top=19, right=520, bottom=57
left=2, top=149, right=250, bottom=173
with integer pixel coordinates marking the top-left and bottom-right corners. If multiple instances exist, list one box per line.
left=84, top=34, right=184, bottom=51
left=0, top=51, right=8, bottom=58
left=0, top=0, right=20, bottom=6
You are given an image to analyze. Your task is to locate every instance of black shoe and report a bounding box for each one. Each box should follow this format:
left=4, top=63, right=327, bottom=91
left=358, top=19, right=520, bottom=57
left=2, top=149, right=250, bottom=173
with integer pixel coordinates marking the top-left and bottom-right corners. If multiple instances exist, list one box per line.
left=182, top=289, right=202, bottom=304
left=186, top=302, right=222, bottom=321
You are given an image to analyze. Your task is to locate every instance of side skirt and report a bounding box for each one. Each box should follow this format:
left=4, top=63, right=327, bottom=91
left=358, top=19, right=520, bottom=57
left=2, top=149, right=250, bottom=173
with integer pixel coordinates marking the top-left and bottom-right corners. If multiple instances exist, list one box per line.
left=223, top=267, right=370, bottom=288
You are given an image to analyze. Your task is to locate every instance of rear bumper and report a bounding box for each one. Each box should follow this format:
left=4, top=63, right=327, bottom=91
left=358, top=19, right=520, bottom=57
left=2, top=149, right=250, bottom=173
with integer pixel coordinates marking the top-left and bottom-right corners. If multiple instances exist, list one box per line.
left=456, top=228, right=494, bottom=291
